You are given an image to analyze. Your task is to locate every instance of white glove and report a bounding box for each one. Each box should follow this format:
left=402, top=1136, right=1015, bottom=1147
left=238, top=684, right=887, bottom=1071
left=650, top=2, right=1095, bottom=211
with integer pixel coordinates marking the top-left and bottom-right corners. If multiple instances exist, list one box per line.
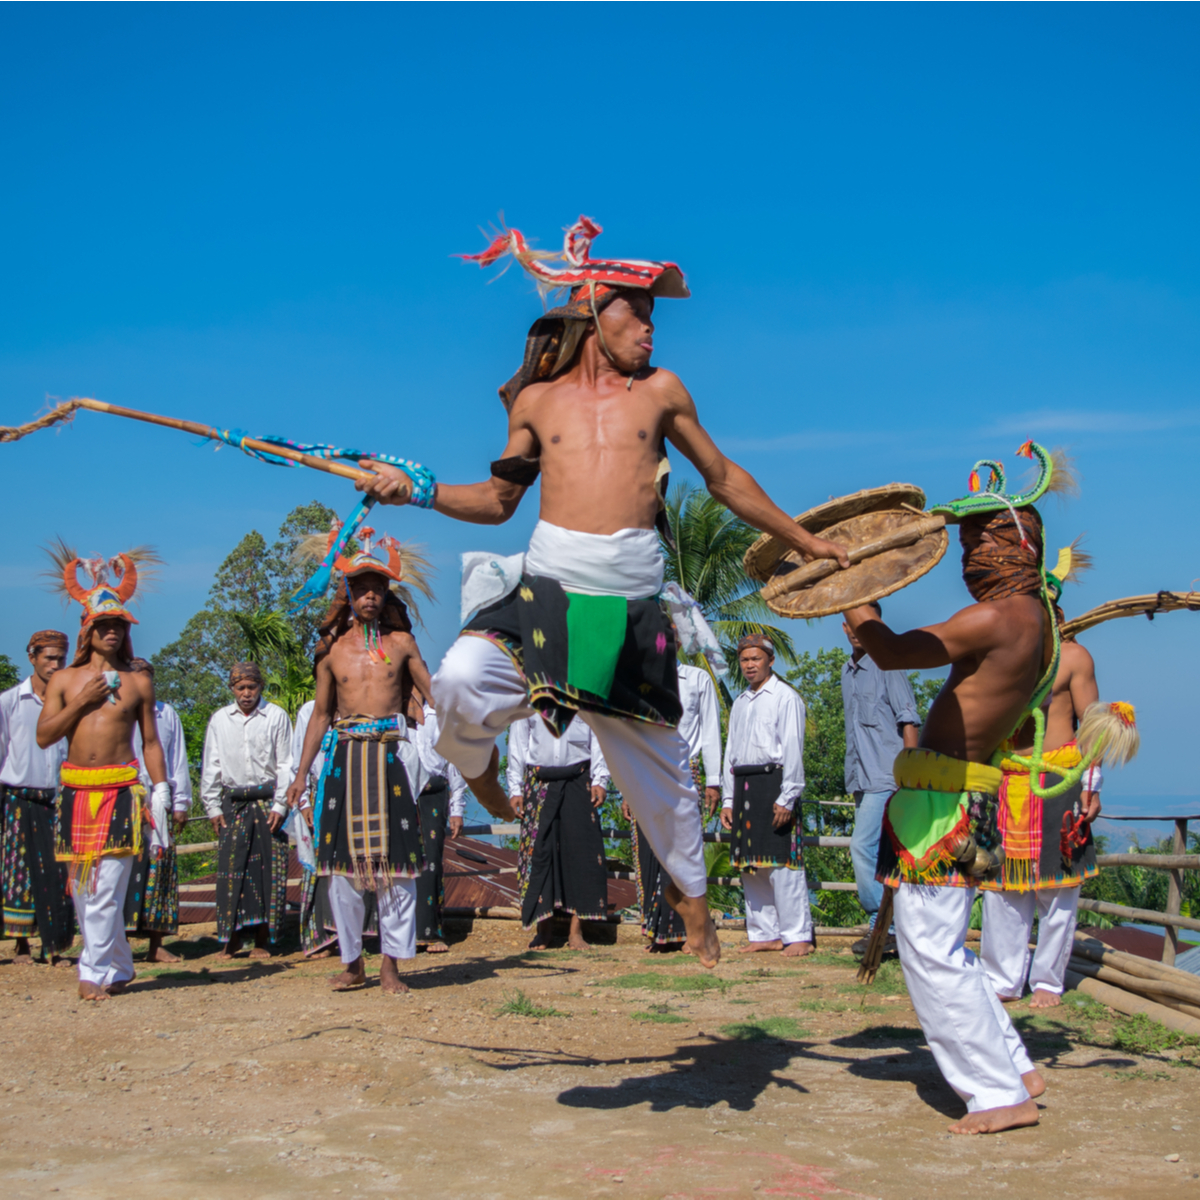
left=148, top=783, right=172, bottom=859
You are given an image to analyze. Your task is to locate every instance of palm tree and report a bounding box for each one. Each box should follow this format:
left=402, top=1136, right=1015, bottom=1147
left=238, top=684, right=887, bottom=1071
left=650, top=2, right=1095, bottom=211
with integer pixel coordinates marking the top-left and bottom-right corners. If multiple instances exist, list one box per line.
left=231, top=607, right=315, bottom=720
left=659, top=482, right=797, bottom=697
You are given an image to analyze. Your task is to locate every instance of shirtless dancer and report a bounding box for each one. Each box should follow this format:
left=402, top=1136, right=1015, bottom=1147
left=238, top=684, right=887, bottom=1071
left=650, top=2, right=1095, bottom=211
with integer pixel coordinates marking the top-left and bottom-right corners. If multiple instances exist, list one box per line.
left=980, top=561, right=1106, bottom=1009
left=843, top=443, right=1065, bottom=1135
left=288, top=528, right=435, bottom=994
left=37, top=549, right=170, bottom=1001
left=357, top=216, right=847, bottom=969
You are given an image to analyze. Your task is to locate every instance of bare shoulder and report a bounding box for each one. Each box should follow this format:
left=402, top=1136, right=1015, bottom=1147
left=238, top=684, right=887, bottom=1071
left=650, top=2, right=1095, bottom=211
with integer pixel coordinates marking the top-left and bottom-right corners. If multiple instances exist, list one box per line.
left=1060, top=639, right=1095, bottom=674
left=642, top=366, right=691, bottom=405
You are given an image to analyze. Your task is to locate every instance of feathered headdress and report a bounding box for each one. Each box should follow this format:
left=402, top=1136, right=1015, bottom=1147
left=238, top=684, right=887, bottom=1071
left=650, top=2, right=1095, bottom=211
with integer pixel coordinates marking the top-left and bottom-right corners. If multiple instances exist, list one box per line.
left=43, top=538, right=160, bottom=628
left=931, top=441, right=1078, bottom=526
left=1045, top=536, right=1093, bottom=604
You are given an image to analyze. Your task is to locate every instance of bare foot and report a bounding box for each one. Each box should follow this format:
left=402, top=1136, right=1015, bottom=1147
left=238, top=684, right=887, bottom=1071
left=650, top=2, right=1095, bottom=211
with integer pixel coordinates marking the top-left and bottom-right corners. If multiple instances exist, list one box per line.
left=250, top=929, right=271, bottom=959
left=463, top=748, right=517, bottom=821
left=144, top=942, right=182, bottom=964
left=215, top=951, right=237, bottom=961
left=13, top=951, right=33, bottom=966
left=330, top=956, right=368, bottom=991
left=419, top=941, right=450, bottom=954
left=782, top=941, right=815, bottom=957
left=527, top=929, right=552, bottom=950
left=566, top=916, right=589, bottom=952
left=379, top=955, right=410, bottom=995
left=216, top=939, right=239, bottom=961
left=105, top=979, right=132, bottom=996
left=306, top=948, right=336, bottom=959
left=664, top=884, right=721, bottom=969
left=1029, top=989, right=1061, bottom=1009
left=738, top=939, right=783, bottom=954
left=1022, top=1069, right=1047, bottom=1099
left=247, top=946, right=271, bottom=959
left=78, top=981, right=108, bottom=1002
left=948, top=1098, right=1039, bottom=1135
left=51, top=955, right=73, bottom=969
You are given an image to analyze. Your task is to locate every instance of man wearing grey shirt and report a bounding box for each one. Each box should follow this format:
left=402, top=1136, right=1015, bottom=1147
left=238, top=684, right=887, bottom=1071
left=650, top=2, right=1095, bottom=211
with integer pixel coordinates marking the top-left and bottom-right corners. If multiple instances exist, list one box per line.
left=841, top=601, right=920, bottom=944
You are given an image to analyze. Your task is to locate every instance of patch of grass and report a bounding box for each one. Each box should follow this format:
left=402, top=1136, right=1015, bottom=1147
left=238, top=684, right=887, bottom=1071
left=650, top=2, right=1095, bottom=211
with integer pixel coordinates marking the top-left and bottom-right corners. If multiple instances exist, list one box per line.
left=859, top=1024, right=925, bottom=1042
left=139, top=967, right=214, bottom=982
left=802, top=950, right=856, bottom=967
left=1109, top=1014, right=1200, bottom=1059
left=495, top=989, right=570, bottom=1019
left=719, top=1017, right=809, bottom=1042
left=1016, top=998, right=1200, bottom=1065
left=837, top=957, right=906, bottom=995
left=632, top=1004, right=687, bottom=1025
left=727, top=998, right=754, bottom=1006
left=608, top=972, right=732, bottom=994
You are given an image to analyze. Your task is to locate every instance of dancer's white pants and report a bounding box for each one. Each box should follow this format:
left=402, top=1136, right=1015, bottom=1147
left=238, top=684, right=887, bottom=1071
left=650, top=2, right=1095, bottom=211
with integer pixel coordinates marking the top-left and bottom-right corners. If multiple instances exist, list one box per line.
left=73, top=857, right=135, bottom=987
left=893, top=883, right=1033, bottom=1112
left=743, top=866, right=814, bottom=944
left=432, top=634, right=707, bottom=898
left=328, top=875, right=416, bottom=964
left=980, top=887, right=1079, bottom=999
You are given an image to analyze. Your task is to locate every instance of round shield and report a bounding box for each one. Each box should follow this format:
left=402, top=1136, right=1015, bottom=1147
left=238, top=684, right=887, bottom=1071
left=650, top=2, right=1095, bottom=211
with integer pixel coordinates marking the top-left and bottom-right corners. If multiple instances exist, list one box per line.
left=743, top=483, right=949, bottom=619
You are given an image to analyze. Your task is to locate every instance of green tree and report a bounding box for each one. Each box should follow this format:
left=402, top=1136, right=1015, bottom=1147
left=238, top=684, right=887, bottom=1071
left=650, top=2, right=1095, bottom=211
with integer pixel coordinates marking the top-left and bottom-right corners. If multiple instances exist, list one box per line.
left=659, top=482, right=796, bottom=697
left=0, top=653, right=19, bottom=691
left=152, top=501, right=339, bottom=711
left=232, top=606, right=316, bottom=720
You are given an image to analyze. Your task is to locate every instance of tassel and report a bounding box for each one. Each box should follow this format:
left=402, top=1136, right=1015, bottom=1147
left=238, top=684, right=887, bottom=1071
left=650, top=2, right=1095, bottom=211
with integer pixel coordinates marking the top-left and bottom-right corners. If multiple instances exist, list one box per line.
left=290, top=496, right=376, bottom=612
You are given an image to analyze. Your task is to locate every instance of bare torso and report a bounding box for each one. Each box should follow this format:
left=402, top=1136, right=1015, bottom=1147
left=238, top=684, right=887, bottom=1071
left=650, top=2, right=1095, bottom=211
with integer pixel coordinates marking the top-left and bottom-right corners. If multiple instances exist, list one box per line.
left=514, top=369, right=677, bottom=533
left=324, top=627, right=424, bottom=718
left=1014, top=639, right=1097, bottom=754
left=47, top=665, right=149, bottom=766
left=918, top=596, right=1051, bottom=763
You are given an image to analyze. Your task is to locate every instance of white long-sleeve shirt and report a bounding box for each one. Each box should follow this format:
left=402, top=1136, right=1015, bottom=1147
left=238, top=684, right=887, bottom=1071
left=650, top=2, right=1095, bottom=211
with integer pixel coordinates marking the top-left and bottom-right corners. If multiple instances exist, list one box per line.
left=413, top=706, right=469, bottom=818
left=677, top=663, right=722, bottom=786
left=133, top=700, right=193, bottom=814
left=0, top=677, right=67, bottom=790
left=721, top=673, right=806, bottom=812
left=289, top=700, right=327, bottom=811
left=506, top=714, right=610, bottom=797
left=200, top=700, right=293, bottom=817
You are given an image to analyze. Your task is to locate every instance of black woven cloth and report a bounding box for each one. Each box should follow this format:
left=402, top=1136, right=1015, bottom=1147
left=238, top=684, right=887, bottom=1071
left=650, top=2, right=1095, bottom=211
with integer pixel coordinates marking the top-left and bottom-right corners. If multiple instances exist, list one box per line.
left=1, top=786, right=74, bottom=952
left=518, top=762, right=607, bottom=929
left=632, top=821, right=687, bottom=945
left=416, top=776, right=449, bottom=942
left=123, top=843, right=179, bottom=935
left=216, top=784, right=287, bottom=943
left=728, top=764, right=801, bottom=871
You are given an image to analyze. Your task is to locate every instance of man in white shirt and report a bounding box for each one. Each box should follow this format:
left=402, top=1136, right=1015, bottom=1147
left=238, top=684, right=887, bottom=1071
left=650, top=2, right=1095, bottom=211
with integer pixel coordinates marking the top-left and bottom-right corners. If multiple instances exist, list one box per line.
left=126, top=658, right=192, bottom=963
left=412, top=699, right=469, bottom=952
left=508, top=713, right=610, bottom=951
left=626, top=662, right=722, bottom=950
left=292, top=699, right=341, bottom=958
left=200, top=663, right=292, bottom=960
left=0, top=630, right=73, bottom=964
left=720, top=634, right=814, bottom=957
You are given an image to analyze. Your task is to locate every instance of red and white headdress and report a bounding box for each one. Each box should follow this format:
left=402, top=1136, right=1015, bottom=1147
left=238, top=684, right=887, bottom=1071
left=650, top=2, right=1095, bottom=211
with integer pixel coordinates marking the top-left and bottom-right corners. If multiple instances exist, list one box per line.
left=460, top=215, right=690, bottom=301
left=323, top=523, right=405, bottom=583
left=46, top=541, right=159, bottom=629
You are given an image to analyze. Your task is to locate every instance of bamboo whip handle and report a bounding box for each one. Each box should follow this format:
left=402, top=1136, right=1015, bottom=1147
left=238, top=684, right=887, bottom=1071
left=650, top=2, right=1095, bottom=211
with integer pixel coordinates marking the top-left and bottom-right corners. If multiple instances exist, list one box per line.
left=72, top=397, right=381, bottom=486
left=762, top=514, right=947, bottom=603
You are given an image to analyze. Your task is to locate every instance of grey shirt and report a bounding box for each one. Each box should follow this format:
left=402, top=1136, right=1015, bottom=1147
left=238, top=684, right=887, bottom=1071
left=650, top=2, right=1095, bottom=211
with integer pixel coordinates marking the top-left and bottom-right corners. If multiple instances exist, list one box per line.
left=841, top=654, right=920, bottom=794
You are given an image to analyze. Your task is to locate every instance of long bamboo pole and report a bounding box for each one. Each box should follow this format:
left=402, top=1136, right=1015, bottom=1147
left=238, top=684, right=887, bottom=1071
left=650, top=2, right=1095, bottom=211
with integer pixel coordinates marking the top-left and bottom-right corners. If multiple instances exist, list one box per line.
left=1072, top=934, right=1199, bottom=986
left=1095, top=853, right=1200, bottom=870
left=1076, top=896, right=1200, bottom=933
left=1066, top=957, right=1200, bottom=1009
left=1065, top=969, right=1200, bottom=1036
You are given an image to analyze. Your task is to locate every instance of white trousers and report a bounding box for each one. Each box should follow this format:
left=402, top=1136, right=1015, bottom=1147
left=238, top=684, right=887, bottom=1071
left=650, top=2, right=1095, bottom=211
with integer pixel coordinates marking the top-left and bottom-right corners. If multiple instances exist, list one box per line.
left=73, top=857, right=135, bottom=987
left=432, top=634, right=707, bottom=898
left=743, top=866, right=814, bottom=944
left=328, top=875, right=416, bottom=964
left=893, top=883, right=1034, bottom=1112
left=980, top=887, right=1080, bottom=998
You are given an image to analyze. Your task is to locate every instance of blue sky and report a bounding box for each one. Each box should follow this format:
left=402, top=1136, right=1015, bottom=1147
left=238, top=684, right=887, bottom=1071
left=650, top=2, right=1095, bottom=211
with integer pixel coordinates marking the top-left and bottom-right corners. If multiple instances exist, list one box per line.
left=2, top=4, right=1197, bottom=812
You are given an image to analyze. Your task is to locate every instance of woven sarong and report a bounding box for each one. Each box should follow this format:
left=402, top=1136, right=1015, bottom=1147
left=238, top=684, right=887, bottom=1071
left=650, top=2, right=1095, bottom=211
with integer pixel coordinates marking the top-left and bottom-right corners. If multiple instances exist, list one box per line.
left=518, top=762, right=607, bottom=929
left=1, top=786, right=74, bottom=951
left=729, top=764, right=801, bottom=872
left=463, top=573, right=682, bottom=735
left=877, top=749, right=1003, bottom=888
left=216, top=784, right=287, bottom=943
left=416, top=775, right=448, bottom=942
left=124, top=843, right=179, bottom=935
left=316, top=717, right=423, bottom=885
left=56, top=762, right=143, bottom=895
left=982, top=740, right=1097, bottom=892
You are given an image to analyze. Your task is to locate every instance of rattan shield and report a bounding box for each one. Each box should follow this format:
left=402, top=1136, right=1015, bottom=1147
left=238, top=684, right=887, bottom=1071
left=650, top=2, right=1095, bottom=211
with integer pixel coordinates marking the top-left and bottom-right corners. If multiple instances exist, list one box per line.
left=743, top=483, right=949, bottom=620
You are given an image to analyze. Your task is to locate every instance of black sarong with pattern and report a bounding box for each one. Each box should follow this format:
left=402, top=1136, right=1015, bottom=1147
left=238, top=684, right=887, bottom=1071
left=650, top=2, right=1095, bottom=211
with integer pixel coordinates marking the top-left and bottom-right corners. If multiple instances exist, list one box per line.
left=729, top=764, right=801, bottom=872
left=1, top=786, right=74, bottom=952
left=216, top=783, right=287, bottom=943
left=518, top=762, right=607, bottom=929
left=124, top=843, right=179, bottom=935
left=416, top=775, right=448, bottom=942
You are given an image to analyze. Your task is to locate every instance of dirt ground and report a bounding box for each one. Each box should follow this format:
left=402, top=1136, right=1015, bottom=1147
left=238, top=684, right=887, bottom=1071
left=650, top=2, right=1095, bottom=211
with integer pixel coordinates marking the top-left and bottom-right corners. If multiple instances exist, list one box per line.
left=1, top=918, right=1198, bottom=1200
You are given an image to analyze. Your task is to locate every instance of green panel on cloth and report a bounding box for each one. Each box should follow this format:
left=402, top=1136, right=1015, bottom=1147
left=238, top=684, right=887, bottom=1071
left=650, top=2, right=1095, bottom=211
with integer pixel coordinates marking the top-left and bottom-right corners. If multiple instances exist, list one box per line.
left=565, top=592, right=627, bottom=700
left=887, top=787, right=967, bottom=864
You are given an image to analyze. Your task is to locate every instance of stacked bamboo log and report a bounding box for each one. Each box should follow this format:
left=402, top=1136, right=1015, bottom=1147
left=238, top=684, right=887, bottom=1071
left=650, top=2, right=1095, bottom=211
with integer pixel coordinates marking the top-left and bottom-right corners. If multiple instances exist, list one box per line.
left=1066, top=933, right=1200, bottom=1035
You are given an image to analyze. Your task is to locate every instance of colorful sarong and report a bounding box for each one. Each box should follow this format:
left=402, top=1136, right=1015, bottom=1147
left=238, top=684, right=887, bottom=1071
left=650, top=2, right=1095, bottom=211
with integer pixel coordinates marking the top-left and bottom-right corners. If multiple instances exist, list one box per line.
left=416, top=775, right=448, bottom=942
left=729, top=764, right=802, bottom=872
left=55, top=762, right=144, bottom=895
left=316, top=716, right=424, bottom=885
left=981, top=741, right=1098, bottom=892
left=463, top=574, right=682, bottom=735
left=877, top=749, right=1004, bottom=888
left=124, top=843, right=179, bottom=935
left=1, top=786, right=75, bottom=951
left=518, top=761, right=607, bottom=929
left=216, top=783, right=287, bottom=943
